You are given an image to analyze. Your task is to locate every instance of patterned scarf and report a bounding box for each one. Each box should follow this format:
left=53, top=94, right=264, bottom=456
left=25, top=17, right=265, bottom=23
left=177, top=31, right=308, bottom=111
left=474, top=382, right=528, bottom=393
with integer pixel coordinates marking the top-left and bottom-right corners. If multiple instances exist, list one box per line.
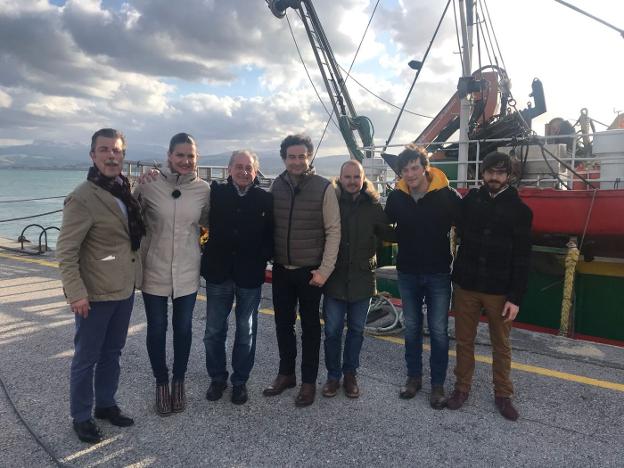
left=87, top=165, right=146, bottom=251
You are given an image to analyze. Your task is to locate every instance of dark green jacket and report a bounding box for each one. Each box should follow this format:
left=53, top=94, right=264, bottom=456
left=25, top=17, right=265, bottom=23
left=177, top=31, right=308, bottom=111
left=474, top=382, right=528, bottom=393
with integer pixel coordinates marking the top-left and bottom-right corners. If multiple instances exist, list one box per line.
left=324, top=180, right=394, bottom=302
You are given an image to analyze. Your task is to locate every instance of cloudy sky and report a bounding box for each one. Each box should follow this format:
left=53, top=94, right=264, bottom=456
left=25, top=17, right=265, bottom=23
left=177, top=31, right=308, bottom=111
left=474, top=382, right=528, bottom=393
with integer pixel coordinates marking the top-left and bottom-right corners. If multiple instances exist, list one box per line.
left=0, top=0, right=622, bottom=158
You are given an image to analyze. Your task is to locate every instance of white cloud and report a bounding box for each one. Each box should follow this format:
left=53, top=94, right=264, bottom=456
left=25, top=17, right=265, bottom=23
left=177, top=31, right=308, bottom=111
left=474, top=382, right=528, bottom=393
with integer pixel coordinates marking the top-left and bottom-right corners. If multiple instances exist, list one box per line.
left=0, top=89, right=12, bottom=108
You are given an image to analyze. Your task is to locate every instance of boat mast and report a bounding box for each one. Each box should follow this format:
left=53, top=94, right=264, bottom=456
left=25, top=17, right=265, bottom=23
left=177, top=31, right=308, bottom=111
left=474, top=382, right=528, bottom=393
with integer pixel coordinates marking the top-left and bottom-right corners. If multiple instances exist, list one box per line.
left=457, top=0, right=474, bottom=187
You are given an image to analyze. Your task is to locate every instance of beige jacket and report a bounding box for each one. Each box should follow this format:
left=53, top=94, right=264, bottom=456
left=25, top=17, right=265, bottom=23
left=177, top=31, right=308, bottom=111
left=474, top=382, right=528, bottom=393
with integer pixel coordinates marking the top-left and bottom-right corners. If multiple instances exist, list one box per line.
left=134, top=167, right=210, bottom=299
left=56, top=181, right=143, bottom=303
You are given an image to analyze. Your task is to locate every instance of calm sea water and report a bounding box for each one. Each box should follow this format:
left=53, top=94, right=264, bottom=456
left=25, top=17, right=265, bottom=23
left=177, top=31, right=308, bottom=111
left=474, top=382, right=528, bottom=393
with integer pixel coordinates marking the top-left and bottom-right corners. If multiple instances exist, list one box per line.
left=0, top=169, right=87, bottom=248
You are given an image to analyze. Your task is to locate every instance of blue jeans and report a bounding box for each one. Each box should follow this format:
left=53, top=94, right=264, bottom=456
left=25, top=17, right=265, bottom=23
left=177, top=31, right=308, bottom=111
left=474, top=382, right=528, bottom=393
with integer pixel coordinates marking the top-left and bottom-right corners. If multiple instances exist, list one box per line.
left=142, top=292, right=197, bottom=384
left=203, top=280, right=261, bottom=386
left=70, top=294, right=134, bottom=423
left=323, top=296, right=371, bottom=381
left=398, top=271, right=451, bottom=386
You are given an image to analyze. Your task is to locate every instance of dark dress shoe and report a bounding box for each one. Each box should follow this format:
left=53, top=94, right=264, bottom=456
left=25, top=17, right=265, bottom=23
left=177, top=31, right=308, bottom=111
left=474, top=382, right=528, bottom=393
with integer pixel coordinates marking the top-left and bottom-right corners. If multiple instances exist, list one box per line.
left=399, top=377, right=422, bottom=399
left=322, top=379, right=340, bottom=398
left=231, top=384, right=248, bottom=405
left=294, top=383, right=316, bottom=407
left=495, top=396, right=519, bottom=421
left=94, top=405, right=134, bottom=427
left=343, top=372, right=360, bottom=399
left=206, top=381, right=227, bottom=401
left=73, top=419, right=103, bottom=444
left=262, top=374, right=296, bottom=397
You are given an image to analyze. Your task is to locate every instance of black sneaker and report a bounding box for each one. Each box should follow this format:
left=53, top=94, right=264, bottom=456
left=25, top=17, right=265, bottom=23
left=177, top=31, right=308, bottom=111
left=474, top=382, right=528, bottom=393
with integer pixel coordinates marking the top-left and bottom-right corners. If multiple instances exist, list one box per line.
left=94, top=405, right=134, bottom=427
left=205, top=381, right=227, bottom=401
left=73, top=418, right=103, bottom=444
left=231, top=384, right=248, bottom=405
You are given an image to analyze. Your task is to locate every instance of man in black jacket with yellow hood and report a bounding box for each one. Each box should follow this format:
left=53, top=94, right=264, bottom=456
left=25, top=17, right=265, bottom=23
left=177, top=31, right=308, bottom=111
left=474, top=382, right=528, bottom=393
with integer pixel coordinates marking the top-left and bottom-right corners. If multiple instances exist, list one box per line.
left=385, top=144, right=461, bottom=409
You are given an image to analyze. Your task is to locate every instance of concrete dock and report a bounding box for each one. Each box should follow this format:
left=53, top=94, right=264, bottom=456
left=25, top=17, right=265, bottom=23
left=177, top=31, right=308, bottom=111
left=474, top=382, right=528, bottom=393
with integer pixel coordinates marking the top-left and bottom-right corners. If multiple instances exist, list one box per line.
left=1, top=247, right=623, bottom=467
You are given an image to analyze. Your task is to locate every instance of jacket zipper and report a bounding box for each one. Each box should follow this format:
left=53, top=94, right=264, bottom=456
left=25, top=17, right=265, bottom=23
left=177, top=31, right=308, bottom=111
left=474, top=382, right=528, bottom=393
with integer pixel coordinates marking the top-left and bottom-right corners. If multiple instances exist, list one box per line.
left=286, top=178, right=295, bottom=265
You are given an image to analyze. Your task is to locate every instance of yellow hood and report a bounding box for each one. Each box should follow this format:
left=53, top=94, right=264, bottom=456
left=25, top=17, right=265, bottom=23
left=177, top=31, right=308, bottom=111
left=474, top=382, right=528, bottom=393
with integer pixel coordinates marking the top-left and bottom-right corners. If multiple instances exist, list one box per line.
left=396, top=166, right=449, bottom=194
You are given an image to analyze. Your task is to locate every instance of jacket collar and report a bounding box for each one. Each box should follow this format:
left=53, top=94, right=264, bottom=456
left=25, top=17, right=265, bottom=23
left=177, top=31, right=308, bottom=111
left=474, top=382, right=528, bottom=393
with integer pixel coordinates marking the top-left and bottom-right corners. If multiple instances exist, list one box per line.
left=396, top=166, right=449, bottom=195
left=159, top=166, right=197, bottom=186
left=332, top=178, right=380, bottom=204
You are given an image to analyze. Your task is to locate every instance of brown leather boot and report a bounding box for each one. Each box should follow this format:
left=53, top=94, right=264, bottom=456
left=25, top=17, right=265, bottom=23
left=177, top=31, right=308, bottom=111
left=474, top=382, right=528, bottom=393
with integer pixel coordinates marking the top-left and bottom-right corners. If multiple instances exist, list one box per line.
left=262, top=374, right=296, bottom=397
left=171, top=380, right=185, bottom=413
left=155, top=382, right=172, bottom=416
left=343, top=372, right=360, bottom=398
left=294, top=383, right=316, bottom=407
left=495, top=396, right=519, bottom=421
left=322, top=379, right=340, bottom=398
left=399, top=377, right=422, bottom=399
left=446, top=389, right=469, bottom=410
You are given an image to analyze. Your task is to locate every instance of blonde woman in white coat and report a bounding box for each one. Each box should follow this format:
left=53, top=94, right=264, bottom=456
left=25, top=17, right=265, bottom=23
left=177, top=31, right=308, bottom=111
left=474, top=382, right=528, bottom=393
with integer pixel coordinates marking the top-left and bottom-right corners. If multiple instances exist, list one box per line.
left=134, top=133, right=210, bottom=416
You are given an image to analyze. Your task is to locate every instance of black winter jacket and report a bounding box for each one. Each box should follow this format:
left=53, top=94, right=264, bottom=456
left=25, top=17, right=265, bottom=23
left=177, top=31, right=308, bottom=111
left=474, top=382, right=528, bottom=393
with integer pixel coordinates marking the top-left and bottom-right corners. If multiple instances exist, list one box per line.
left=200, top=177, right=273, bottom=288
left=452, top=185, right=533, bottom=305
left=385, top=167, right=461, bottom=274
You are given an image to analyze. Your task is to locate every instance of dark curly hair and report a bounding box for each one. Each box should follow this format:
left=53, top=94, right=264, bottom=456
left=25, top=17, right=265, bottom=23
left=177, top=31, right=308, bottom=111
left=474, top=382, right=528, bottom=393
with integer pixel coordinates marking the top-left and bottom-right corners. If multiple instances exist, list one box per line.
left=279, top=134, right=314, bottom=160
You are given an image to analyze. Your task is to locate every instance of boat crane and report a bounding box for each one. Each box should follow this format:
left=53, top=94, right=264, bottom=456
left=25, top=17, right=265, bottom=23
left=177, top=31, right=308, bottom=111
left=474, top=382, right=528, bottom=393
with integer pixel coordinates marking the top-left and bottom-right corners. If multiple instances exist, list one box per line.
left=268, top=0, right=374, bottom=162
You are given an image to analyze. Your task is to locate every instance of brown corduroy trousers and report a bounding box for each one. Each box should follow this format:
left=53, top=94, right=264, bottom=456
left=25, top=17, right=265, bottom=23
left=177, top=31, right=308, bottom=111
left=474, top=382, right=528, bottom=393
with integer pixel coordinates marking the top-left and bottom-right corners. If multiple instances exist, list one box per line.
left=452, top=285, right=513, bottom=397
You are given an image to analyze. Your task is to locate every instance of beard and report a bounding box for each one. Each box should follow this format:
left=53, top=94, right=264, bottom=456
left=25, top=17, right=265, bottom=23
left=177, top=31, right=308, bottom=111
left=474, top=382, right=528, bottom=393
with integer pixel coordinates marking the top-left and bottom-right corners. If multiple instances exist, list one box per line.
left=486, top=181, right=503, bottom=194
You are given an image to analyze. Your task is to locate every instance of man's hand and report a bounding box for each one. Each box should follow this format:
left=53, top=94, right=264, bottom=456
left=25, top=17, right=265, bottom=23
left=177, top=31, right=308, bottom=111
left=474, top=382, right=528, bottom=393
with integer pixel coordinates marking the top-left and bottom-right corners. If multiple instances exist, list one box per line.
left=501, top=301, right=519, bottom=322
left=137, top=168, right=159, bottom=184
left=309, top=270, right=327, bottom=287
left=71, top=298, right=90, bottom=318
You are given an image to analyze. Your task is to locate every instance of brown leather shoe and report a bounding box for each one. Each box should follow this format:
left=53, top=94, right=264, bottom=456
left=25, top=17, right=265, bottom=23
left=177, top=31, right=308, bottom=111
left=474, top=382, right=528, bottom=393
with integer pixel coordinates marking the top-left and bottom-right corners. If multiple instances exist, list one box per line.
left=262, top=374, right=296, bottom=397
left=446, top=389, right=469, bottom=410
left=429, top=385, right=446, bottom=410
left=294, top=383, right=316, bottom=407
left=171, top=380, right=185, bottom=413
left=155, top=383, right=172, bottom=416
left=322, top=379, right=340, bottom=398
left=343, top=372, right=360, bottom=399
left=495, top=396, right=519, bottom=421
left=399, top=377, right=422, bottom=399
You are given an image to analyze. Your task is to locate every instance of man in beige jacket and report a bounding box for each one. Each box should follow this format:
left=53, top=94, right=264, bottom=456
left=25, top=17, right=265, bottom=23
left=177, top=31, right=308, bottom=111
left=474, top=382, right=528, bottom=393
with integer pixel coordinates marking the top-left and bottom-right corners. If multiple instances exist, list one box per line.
left=56, top=128, right=144, bottom=444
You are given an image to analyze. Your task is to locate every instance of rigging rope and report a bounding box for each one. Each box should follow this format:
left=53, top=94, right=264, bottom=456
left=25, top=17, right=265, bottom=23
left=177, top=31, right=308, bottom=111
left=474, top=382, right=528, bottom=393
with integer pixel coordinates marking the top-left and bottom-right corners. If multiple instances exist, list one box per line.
left=383, top=0, right=452, bottom=153
left=311, top=0, right=381, bottom=161
left=553, top=0, right=624, bottom=38
left=452, top=0, right=465, bottom=73
left=284, top=13, right=340, bottom=130
left=481, top=0, right=507, bottom=72
left=0, top=209, right=63, bottom=223
left=336, top=64, right=433, bottom=119
left=0, top=196, right=65, bottom=204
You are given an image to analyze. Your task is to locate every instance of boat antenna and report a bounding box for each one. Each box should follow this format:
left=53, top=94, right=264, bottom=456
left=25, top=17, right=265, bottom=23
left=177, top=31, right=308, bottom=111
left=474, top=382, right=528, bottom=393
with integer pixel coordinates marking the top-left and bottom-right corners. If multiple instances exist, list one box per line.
left=553, top=0, right=624, bottom=39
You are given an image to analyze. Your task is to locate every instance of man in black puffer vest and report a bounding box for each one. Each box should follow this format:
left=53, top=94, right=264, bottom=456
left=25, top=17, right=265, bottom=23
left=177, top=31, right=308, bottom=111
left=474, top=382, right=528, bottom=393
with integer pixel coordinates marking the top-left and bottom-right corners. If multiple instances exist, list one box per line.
left=201, top=150, right=273, bottom=405
left=263, top=134, right=341, bottom=407
left=446, top=151, right=533, bottom=421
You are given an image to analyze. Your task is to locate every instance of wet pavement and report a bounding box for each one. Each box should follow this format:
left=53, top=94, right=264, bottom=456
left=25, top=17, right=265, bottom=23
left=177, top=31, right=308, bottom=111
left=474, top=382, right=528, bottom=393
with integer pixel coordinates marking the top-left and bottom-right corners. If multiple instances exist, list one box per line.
left=1, top=247, right=623, bottom=467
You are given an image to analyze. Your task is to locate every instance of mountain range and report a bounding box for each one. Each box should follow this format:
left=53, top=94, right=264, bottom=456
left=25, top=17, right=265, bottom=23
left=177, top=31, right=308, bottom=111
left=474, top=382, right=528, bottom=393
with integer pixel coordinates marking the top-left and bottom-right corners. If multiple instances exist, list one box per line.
left=0, top=141, right=350, bottom=177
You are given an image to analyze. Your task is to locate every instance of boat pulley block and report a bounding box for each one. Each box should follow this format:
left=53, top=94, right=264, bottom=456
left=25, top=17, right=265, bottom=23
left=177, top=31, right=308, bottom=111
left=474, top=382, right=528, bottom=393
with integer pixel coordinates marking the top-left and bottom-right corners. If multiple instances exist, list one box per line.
left=268, top=0, right=302, bottom=18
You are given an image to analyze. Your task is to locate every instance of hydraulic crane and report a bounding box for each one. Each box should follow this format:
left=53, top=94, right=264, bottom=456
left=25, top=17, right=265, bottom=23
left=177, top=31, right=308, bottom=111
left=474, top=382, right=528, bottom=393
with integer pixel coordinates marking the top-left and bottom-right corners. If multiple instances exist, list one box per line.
left=268, top=0, right=374, bottom=161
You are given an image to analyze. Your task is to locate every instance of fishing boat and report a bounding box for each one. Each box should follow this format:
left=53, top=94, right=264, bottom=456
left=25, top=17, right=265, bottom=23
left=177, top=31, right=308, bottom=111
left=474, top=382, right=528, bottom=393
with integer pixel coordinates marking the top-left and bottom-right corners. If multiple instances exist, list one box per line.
left=266, top=0, right=624, bottom=344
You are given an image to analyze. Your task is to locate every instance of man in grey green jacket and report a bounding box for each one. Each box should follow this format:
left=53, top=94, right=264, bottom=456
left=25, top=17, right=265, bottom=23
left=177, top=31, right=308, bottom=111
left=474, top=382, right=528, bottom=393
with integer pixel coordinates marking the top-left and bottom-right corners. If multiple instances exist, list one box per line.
left=322, top=160, right=394, bottom=398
